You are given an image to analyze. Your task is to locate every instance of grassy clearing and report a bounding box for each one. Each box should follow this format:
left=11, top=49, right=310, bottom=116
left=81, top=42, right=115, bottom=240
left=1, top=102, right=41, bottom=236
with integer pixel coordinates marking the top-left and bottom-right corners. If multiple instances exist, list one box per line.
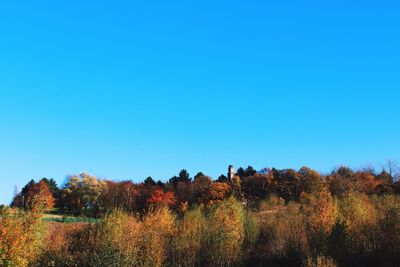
left=42, top=213, right=98, bottom=223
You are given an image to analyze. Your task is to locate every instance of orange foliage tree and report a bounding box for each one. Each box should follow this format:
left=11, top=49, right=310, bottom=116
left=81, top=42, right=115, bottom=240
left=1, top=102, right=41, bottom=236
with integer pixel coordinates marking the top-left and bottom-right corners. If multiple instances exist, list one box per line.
left=353, top=172, right=382, bottom=194
left=206, top=182, right=231, bottom=205
left=147, top=189, right=177, bottom=209
left=301, top=188, right=337, bottom=252
left=0, top=208, right=45, bottom=266
left=13, top=179, right=55, bottom=212
left=99, top=180, right=139, bottom=213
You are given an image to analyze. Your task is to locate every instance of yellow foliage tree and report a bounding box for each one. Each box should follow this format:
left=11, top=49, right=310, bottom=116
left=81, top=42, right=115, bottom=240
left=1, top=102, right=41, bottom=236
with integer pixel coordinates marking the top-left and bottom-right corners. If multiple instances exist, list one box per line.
left=141, top=207, right=176, bottom=266
left=206, top=198, right=245, bottom=266
left=173, top=206, right=206, bottom=266
left=0, top=208, right=45, bottom=267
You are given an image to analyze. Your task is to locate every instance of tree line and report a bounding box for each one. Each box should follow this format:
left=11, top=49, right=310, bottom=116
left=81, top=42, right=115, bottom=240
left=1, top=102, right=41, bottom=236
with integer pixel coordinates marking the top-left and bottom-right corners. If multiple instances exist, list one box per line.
left=10, top=161, right=400, bottom=217
left=2, top=161, right=400, bottom=266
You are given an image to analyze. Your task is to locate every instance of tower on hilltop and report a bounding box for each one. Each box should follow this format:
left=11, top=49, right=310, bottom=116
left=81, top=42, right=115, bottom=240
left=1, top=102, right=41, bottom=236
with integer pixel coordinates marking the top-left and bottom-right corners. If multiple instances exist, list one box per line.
left=228, top=165, right=235, bottom=181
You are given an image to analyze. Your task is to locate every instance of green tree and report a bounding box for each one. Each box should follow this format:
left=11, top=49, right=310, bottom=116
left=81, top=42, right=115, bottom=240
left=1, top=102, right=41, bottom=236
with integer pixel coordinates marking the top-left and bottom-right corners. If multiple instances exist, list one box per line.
left=194, top=172, right=205, bottom=180
left=217, top=174, right=228, bottom=183
left=144, top=176, right=156, bottom=186
left=169, top=169, right=191, bottom=187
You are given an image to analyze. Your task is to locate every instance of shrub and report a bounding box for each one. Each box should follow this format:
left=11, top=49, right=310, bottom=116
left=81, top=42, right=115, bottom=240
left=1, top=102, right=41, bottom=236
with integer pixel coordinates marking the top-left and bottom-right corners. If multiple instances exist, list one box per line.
left=35, top=222, right=86, bottom=266
left=374, top=195, right=400, bottom=264
left=0, top=209, right=45, bottom=267
left=301, top=189, right=337, bottom=254
left=303, top=255, right=337, bottom=267
left=141, top=207, right=176, bottom=266
left=205, top=198, right=245, bottom=266
left=257, top=202, right=308, bottom=262
left=172, top=205, right=206, bottom=266
left=65, top=210, right=143, bottom=266
left=242, top=210, right=260, bottom=259
left=329, top=192, right=379, bottom=263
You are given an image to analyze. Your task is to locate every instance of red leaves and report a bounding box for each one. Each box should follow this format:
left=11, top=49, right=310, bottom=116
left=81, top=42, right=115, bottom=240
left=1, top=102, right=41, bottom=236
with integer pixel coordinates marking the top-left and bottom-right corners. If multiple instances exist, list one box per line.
left=147, top=189, right=177, bottom=209
left=23, top=180, right=55, bottom=212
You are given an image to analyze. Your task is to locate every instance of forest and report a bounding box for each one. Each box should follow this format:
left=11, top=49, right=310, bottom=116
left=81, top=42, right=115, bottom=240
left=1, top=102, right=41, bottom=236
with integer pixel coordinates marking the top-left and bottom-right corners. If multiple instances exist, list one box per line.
left=2, top=161, right=400, bottom=267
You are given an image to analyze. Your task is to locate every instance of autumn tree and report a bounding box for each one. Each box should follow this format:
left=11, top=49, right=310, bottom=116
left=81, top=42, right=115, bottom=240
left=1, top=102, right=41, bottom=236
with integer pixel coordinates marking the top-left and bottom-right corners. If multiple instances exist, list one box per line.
left=377, top=170, right=393, bottom=184
left=147, top=189, right=177, bottom=209
left=11, top=179, right=35, bottom=209
left=68, top=208, right=176, bottom=266
left=174, top=181, right=192, bottom=205
left=67, top=210, right=143, bottom=266
left=172, top=206, right=206, bottom=266
left=376, top=170, right=397, bottom=194
left=12, top=179, right=55, bottom=212
left=327, top=166, right=355, bottom=197
left=242, top=174, right=276, bottom=200
left=301, top=188, right=337, bottom=253
left=191, top=174, right=212, bottom=204
left=0, top=207, right=46, bottom=266
left=352, top=172, right=382, bottom=194
left=257, top=201, right=308, bottom=262
left=60, top=175, right=83, bottom=215
left=299, top=166, right=325, bottom=194
left=329, top=192, right=379, bottom=262
left=41, top=178, right=59, bottom=194
left=273, top=169, right=304, bottom=202
left=206, top=182, right=231, bottom=205
left=206, top=198, right=245, bottom=266
left=375, top=195, right=400, bottom=263
left=98, top=180, right=139, bottom=213
left=30, top=180, right=55, bottom=212
left=141, top=207, right=176, bottom=266
left=60, top=173, right=107, bottom=216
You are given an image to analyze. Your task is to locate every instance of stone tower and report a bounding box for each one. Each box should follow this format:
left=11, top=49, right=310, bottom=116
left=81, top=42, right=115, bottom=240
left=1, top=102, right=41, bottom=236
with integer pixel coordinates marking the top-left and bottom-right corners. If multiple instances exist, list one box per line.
left=228, top=165, right=235, bottom=181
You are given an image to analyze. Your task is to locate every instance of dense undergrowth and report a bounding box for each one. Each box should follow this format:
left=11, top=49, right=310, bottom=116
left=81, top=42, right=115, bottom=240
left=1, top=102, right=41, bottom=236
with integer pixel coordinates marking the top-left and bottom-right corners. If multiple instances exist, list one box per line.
left=2, top=194, right=400, bottom=266
left=3, top=164, right=400, bottom=266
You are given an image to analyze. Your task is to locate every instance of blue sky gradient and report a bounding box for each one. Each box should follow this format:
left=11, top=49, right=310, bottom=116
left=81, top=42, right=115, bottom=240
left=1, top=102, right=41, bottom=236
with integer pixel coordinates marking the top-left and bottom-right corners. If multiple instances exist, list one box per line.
left=1, top=1, right=399, bottom=204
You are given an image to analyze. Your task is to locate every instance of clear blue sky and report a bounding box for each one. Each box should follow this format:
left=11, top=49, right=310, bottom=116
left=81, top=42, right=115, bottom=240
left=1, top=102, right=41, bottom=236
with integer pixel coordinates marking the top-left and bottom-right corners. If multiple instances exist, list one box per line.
left=0, top=1, right=399, bottom=204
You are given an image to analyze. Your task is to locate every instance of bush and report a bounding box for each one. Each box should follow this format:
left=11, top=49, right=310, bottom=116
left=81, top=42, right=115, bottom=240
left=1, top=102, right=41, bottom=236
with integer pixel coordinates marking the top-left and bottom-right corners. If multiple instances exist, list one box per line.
left=140, top=207, right=176, bottom=266
left=257, top=202, right=309, bottom=263
left=172, top=205, right=206, bottom=266
left=303, top=255, right=337, bottom=267
left=0, top=209, right=46, bottom=267
left=301, top=189, right=337, bottom=254
left=63, top=210, right=143, bottom=266
left=374, top=195, right=400, bottom=265
left=35, top=222, right=86, bottom=266
left=329, top=192, right=379, bottom=263
left=205, top=198, right=245, bottom=266
left=243, top=210, right=260, bottom=258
